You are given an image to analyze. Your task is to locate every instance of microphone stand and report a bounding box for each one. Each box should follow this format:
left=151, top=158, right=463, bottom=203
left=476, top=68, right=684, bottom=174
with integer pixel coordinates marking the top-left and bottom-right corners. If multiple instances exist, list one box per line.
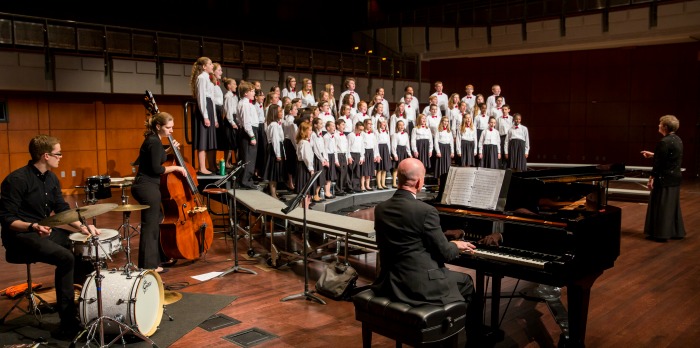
left=280, top=171, right=325, bottom=305
left=218, top=162, right=257, bottom=277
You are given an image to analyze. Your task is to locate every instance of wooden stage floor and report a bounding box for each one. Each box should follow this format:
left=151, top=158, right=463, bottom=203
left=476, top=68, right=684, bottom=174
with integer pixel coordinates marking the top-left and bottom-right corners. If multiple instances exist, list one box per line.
left=1, top=178, right=699, bottom=348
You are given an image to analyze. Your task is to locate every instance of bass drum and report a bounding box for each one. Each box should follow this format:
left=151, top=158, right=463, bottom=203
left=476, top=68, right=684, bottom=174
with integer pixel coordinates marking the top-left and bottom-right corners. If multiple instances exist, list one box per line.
left=79, top=269, right=164, bottom=337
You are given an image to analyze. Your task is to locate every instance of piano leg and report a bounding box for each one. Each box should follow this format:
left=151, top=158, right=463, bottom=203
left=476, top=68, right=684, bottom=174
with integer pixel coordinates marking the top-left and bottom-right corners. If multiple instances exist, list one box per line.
left=560, top=272, right=601, bottom=348
left=468, top=270, right=505, bottom=346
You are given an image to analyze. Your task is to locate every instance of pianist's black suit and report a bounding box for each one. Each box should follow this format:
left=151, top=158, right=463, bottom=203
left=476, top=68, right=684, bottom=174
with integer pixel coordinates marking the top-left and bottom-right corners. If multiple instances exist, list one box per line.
left=372, top=189, right=473, bottom=307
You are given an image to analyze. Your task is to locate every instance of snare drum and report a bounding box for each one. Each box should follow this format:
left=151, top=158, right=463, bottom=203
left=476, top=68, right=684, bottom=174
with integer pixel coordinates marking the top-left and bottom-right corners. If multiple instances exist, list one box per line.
left=69, top=229, right=121, bottom=260
left=87, top=175, right=112, bottom=199
left=79, top=269, right=164, bottom=336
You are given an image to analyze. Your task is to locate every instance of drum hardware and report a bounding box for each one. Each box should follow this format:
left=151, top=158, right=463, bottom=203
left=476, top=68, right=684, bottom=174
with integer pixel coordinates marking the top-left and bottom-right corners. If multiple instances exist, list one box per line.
left=84, top=176, right=112, bottom=204
left=215, top=161, right=257, bottom=278
left=70, top=229, right=121, bottom=263
left=112, top=204, right=150, bottom=274
left=70, top=212, right=160, bottom=348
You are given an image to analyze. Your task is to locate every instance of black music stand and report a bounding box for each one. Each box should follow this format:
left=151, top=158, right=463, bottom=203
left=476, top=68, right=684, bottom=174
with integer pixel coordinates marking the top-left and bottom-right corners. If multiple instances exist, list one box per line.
left=216, top=162, right=257, bottom=277
left=280, top=171, right=325, bottom=305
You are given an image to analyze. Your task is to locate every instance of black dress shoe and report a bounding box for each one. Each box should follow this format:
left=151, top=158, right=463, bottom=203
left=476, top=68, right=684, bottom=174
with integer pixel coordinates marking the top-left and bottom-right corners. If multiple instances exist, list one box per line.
left=161, top=258, right=178, bottom=267
left=324, top=195, right=336, bottom=199
left=335, top=192, right=346, bottom=196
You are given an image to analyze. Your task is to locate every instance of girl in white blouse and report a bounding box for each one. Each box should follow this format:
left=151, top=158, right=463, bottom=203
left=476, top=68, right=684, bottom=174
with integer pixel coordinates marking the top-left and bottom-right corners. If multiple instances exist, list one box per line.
left=390, top=120, right=411, bottom=188
left=411, top=114, right=433, bottom=170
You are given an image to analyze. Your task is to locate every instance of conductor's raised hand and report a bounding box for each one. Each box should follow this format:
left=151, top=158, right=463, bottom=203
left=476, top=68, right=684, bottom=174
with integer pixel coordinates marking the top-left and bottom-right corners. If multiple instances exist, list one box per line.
left=641, top=150, right=654, bottom=159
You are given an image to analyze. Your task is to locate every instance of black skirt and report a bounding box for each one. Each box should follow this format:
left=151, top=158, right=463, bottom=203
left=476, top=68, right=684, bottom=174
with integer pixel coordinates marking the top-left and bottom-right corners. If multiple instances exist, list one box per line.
left=377, top=143, right=392, bottom=172
left=263, top=142, right=286, bottom=182
left=217, top=115, right=237, bottom=151
left=283, top=139, right=298, bottom=177
left=434, top=143, right=452, bottom=178
left=255, top=122, right=267, bottom=174
left=395, top=145, right=410, bottom=167
left=459, top=139, right=476, bottom=167
left=361, top=149, right=375, bottom=176
left=195, top=98, right=218, bottom=151
left=508, top=139, right=527, bottom=172
left=481, top=144, right=499, bottom=169
left=295, top=161, right=313, bottom=194
left=644, top=185, right=686, bottom=240
left=326, top=154, right=338, bottom=181
left=313, top=156, right=327, bottom=187
left=416, top=139, right=431, bottom=169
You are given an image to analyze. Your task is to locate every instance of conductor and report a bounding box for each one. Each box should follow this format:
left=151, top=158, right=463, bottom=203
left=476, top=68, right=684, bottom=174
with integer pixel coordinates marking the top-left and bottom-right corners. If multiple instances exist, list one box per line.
left=371, top=157, right=476, bottom=307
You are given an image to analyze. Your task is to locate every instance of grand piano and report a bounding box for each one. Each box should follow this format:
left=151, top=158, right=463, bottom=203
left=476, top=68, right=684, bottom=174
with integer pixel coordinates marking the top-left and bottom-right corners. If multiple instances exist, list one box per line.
left=433, top=164, right=625, bottom=348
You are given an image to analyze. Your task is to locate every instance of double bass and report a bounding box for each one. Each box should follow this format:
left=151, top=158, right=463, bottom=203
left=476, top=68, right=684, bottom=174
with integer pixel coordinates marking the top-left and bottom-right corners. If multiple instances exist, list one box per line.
left=143, top=91, right=214, bottom=260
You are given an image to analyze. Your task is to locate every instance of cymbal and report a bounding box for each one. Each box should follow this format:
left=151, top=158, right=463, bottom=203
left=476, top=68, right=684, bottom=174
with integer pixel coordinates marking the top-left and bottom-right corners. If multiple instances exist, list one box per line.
left=112, top=204, right=150, bottom=212
left=39, top=203, right=118, bottom=227
left=163, top=290, right=182, bottom=305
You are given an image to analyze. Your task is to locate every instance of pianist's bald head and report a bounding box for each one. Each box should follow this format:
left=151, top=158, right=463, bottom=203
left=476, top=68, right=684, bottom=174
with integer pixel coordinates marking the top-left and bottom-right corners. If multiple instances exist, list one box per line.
left=397, top=158, right=425, bottom=193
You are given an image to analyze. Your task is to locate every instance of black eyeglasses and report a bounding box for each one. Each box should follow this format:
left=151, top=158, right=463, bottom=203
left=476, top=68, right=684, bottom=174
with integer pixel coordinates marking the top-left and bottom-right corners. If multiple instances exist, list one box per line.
left=47, top=152, right=63, bottom=157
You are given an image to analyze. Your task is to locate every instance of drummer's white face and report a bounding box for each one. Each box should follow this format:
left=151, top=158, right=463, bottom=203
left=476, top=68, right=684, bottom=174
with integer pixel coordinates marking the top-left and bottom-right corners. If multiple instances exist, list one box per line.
left=157, top=121, right=174, bottom=138
left=46, top=144, right=62, bottom=169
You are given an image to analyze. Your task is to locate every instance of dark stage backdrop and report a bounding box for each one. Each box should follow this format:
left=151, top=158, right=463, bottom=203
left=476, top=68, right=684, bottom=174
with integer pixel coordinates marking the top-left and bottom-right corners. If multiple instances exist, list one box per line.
left=426, top=42, right=700, bottom=176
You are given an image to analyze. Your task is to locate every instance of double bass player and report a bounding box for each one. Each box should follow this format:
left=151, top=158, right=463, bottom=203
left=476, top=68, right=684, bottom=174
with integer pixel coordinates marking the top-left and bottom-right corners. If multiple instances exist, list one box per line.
left=131, top=112, right=187, bottom=273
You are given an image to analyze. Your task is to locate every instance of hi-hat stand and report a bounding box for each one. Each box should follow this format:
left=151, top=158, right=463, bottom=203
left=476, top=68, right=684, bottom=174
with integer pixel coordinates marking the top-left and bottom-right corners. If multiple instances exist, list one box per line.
left=217, top=162, right=257, bottom=277
left=70, top=211, right=158, bottom=348
left=280, top=171, right=325, bottom=305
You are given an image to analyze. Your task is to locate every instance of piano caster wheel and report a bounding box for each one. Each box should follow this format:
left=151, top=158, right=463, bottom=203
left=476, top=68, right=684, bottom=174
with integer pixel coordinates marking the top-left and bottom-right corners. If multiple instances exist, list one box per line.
left=247, top=249, right=256, bottom=257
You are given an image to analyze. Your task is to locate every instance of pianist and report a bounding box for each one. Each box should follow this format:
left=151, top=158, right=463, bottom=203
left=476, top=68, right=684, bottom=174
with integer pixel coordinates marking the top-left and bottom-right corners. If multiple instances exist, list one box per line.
left=371, top=158, right=476, bottom=308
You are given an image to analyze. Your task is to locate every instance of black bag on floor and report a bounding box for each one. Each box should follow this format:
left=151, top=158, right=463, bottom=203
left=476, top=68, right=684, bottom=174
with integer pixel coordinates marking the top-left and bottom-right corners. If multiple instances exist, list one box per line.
left=315, top=261, right=358, bottom=301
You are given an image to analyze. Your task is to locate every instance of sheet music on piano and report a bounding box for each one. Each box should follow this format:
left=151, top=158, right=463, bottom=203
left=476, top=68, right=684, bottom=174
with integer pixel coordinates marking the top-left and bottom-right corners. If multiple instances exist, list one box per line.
left=438, top=167, right=512, bottom=211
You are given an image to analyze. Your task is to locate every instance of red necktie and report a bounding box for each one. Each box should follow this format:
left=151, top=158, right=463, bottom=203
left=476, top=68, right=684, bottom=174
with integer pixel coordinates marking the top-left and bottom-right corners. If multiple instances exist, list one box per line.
left=355, top=133, right=360, bottom=136
left=467, top=96, right=472, bottom=99
left=291, top=89, right=295, bottom=92
left=443, top=127, right=448, bottom=131
left=502, top=116, right=508, bottom=118
left=401, top=131, right=405, bottom=134
left=399, top=113, right=403, bottom=117
left=340, top=133, right=345, bottom=136
left=489, top=128, right=494, bottom=131
left=318, top=132, right=322, bottom=137
left=497, top=107, right=502, bottom=110
left=249, top=99, right=253, bottom=104
left=438, top=93, right=442, bottom=95
left=259, top=105, right=263, bottom=108
left=515, top=126, right=519, bottom=129
left=367, top=131, right=372, bottom=134
left=381, top=130, right=386, bottom=133
left=432, top=116, right=437, bottom=118
left=407, top=105, right=411, bottom=108
left=331, top=134, right=334, bottom=138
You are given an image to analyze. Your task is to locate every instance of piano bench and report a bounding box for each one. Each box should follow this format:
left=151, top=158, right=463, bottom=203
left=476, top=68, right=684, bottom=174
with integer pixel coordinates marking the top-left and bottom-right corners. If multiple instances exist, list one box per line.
left=352, top=289, right=466, bottom=348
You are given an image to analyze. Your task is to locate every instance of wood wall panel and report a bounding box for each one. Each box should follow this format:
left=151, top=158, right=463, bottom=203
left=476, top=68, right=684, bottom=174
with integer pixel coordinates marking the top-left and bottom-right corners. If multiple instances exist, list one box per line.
left=0, top=129, right=8, bottom=154
left=105, top=148, right=139, bottom=178
left=51, top=130, right=98, bottom=151
left=105, top=129, right=143, bottom=150
left=428, top=42, right=699, bottom=175
left=48, top=102, right=97, bottom=129
left=105, top=103, right=150, bottom=130
left=0, top=154, right=10, bottom=181
left=8, top=130, right=39, bottom=154
left=38, top=100, right=49, bottom=133
left=56, top=150, right=101, bottom=188
left=9, top=153, right=30, bottom=172
left=7, top=99, right=39, bottom=130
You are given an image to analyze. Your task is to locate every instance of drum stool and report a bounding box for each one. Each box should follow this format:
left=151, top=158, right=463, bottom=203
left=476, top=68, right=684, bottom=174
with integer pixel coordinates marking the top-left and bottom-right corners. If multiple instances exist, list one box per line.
left=0, top=249, right=54, bottom=324
left=352, top=289, right=466, bottom=348
left=203, top=187, right=231, bottom=241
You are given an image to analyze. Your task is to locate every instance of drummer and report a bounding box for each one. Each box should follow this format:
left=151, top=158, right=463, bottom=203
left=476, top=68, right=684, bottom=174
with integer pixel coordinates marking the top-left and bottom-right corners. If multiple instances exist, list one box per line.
left=0, top=135, right=100, bottom=341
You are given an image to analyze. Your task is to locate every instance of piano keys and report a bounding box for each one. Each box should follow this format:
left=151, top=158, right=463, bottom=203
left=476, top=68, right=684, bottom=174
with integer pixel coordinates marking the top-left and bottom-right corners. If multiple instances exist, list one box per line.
left=433, top=164, right=625, bottom=348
